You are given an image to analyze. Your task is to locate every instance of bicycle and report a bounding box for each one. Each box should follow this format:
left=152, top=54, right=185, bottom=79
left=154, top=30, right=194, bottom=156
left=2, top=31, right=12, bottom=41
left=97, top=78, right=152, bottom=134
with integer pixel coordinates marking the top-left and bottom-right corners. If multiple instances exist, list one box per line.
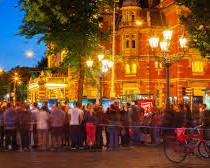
left=163, top=125, right=210, bottom=163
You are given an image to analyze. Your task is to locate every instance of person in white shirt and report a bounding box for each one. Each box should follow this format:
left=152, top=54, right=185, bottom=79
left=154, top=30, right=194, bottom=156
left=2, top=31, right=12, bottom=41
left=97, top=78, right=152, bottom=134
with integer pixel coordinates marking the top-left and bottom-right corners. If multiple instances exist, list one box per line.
left=36, top=106, right=49, bottom=150
left=68, top=102, right=83, bottom=149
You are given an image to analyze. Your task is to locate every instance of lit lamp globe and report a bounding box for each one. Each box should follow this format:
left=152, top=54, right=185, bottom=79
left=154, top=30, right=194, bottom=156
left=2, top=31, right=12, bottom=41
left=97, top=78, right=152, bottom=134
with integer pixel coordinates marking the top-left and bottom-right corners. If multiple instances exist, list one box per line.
left=149, top=37, right=159, bottom=49
left=160, top=41, right=169, bottom=52
left=98, top=54, right=104, bottom=61
left=179, top=37, right=187, bottom=48
left=0, top=68, right=3, bottom=74
left=86, top=59, right=93, bottom=68
left=108, top=61, right=114, bottom=68
left=163, top=30, right=173, bottom=41
left=26, top=50, right=34, bottom=58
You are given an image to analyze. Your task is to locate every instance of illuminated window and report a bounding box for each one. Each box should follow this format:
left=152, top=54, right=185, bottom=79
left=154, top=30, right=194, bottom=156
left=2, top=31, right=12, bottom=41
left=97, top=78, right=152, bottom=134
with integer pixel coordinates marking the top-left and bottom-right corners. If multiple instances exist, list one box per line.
left=125, top=35, right=130, bottom=48
left=125, top=63, right=137, bottom=74
left=125, top=64, right=130, bottom=74
left=192, top=61, right=204, bottom=73
left=131, top=63, right=137, bottom=73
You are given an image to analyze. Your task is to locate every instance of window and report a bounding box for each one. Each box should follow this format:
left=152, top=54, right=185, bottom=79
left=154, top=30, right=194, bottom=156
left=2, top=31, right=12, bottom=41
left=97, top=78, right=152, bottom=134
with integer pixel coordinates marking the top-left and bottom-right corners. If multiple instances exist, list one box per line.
left=132, top=40, right=135, bottom=48
left=126, top=11, right=130, bottom=21
left=131, top=63, right=137, bottom=74
left=125, top=64, right=130, bottom=74
left=131, top=35, right=136, bottom=48
left=131, top=12, right=135, bottom=22
left=192, top=61, right=204, bottom=73
left=125, top=35, right=130, bottom=48
left=125, top=63, right=137, bottom=74
left=124, top=34, right=136, bottom=49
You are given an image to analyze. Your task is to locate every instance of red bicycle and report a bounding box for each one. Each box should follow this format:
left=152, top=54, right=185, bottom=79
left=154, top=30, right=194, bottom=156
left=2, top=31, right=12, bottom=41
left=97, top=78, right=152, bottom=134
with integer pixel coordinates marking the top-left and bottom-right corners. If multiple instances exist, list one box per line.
left=163, top=125, right=210, bottom=163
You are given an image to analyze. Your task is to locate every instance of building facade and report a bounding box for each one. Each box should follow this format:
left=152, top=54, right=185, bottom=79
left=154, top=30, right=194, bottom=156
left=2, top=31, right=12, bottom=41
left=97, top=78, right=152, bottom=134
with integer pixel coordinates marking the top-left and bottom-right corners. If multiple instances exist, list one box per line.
left=28, top=0, right=210, bottom=108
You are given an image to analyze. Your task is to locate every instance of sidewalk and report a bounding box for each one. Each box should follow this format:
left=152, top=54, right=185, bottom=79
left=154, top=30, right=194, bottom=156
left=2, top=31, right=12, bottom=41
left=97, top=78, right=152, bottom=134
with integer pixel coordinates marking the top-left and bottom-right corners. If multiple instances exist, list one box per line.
left=0, top=146, right=209, bottom=168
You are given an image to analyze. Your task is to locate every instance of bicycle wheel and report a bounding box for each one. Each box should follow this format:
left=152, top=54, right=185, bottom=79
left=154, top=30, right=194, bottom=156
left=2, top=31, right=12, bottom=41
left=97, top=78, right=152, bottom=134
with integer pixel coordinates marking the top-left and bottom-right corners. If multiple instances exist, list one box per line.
left=198, top=141, right=210, bottom=159
left=164, top=136, right=187, bottom=163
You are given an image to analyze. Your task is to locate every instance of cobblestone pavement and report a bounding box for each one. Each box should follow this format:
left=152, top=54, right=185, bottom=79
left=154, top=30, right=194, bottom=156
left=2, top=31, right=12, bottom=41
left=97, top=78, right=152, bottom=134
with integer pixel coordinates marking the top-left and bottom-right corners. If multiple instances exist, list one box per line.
left=0, top=146, right=209, bottom=168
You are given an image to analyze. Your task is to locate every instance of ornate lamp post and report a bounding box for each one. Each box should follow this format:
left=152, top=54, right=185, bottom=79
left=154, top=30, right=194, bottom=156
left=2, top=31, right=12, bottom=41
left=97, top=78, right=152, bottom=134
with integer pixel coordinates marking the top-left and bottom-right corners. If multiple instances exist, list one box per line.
left=86, top=54, right=113, bottom=105
left=149, top=30, right=187, bottom=112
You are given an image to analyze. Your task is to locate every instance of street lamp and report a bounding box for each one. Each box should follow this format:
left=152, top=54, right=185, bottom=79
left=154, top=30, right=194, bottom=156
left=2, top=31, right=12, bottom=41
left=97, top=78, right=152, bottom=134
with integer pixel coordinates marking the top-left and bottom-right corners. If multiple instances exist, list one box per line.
left=86, top=54, right=113, bottom=105
left=12, top=72, right=21, bottom=106
left=0, top=68, right=3, bottom=74
left=149, top=30, right=187, bottom=112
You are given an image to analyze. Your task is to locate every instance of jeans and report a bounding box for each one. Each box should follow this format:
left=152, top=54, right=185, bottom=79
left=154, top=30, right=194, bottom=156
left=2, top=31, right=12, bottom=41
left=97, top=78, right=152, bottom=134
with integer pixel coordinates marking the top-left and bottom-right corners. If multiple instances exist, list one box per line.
left=121, top=127, right=130, bottom=146
left=133, top=127, right=141, bottom=144
left=20, top=129, right=31, bottom=149
left=96, top=126, right=103, bottom=149
left=70, top=125, right=81, bottom=148
left=108, top=126, right=118, bottom=149
left=5, top=129, right=17, bottom=150
left=152, top=126, right=160, bottom=144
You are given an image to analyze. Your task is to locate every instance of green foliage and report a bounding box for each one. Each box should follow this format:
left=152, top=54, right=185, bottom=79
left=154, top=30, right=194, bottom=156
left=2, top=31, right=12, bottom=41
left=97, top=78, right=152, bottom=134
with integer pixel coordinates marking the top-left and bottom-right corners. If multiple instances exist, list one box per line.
left=0, top=72, right=10, bottom=100
left=36, top=56, right=48, bottom=69
left=19, top=0, right=112, bottom=70
left=175, top=0, right=210, bottom=56
left=19, top=0, right=114, bottom=103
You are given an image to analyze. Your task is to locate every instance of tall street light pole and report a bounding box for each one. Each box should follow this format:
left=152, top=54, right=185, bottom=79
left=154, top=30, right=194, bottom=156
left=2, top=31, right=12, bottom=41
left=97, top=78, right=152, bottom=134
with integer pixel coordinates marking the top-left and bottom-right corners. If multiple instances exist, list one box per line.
left=12, top=72, right=21, bottom=106
left=110, top=0, right=116, bottom=98
left=149, top=30, right=187, bottom=112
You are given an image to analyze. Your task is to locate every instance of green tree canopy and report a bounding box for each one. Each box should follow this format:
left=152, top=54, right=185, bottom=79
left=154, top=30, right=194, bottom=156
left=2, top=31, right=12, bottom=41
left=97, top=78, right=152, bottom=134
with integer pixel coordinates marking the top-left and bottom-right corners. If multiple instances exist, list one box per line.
left=19, top=0, right=113, bottom=103
left=176, top=0, right=210, bottom=56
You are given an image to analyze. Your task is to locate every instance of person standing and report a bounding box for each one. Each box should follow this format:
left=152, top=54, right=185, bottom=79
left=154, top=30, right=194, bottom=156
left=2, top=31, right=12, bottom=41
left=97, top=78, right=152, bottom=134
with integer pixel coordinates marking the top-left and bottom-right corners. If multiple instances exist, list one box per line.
left=120, top=104, right=130, bottom=147
left=18, top=105, right=32, bottom=151
left=4, top=103, right=17, bottom=150
left=0, top=106, right=5, bottom=150
left=68, top=102, right=83, bottom=149
left=107, top=104, right=120, bottom=150
left=50, top=103, right=65, bottom=150
left=84, top=103, right=97, bottom=150
left=95, top=105, right=104, bottom=150
left=130, top=103, right=141, bottom=145
left=36, top=106, right=50, bottom=150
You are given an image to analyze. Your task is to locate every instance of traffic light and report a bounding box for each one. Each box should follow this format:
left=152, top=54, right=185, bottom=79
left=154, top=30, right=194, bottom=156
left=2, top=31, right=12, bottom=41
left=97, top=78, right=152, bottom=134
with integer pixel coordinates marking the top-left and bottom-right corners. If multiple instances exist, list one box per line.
left=182, top=87, right=186, bottom=96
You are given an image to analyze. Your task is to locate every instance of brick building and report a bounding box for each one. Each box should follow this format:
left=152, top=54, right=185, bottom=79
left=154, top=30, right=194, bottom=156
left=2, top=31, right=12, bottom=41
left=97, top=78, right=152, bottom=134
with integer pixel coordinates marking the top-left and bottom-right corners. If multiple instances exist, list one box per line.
left=28, top=0, right=210, bottom=108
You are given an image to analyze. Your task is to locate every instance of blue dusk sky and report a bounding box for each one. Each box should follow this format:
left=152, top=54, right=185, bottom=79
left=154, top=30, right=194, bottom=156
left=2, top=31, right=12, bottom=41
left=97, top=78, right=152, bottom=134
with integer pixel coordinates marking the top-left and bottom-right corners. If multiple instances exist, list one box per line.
left=0, top=0, right=46, bottom=70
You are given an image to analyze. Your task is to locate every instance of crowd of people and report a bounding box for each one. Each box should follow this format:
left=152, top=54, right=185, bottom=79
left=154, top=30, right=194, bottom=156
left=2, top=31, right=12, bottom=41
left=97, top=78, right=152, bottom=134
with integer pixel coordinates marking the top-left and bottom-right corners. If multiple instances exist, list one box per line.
left=0, top=99, right=209, bottom=152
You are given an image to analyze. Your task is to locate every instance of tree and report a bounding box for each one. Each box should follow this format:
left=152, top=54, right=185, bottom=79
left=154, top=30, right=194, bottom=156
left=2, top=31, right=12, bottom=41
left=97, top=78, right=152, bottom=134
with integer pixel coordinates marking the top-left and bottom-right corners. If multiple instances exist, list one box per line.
left=19, top=0, right=113, bottom=104
left=176, top=0, right=210, bottom=56
left=36, top=56, right=48, bottom=70
left=0, top=71, right=10, bottom=100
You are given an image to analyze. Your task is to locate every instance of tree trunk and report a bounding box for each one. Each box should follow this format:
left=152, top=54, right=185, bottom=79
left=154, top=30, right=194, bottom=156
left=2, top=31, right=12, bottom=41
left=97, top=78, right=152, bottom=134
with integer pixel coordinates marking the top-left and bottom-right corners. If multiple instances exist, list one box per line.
left=77, top=68, right=85, bottom=105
